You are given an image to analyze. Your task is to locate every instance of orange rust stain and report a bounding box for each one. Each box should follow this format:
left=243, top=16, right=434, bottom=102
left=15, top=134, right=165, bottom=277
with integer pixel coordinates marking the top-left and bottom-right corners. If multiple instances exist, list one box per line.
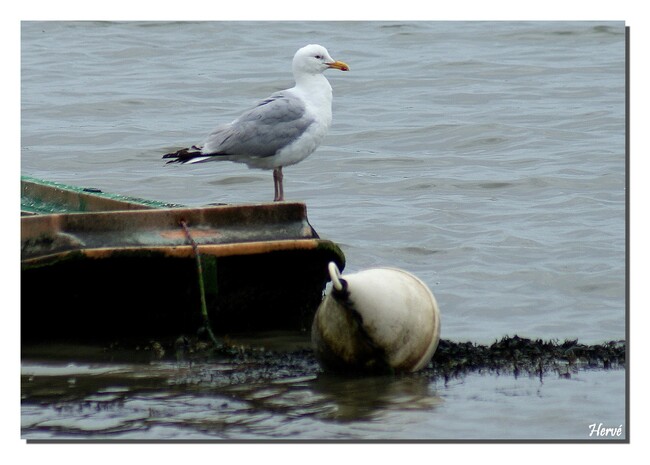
left=159, top=229, right=224, bottom=240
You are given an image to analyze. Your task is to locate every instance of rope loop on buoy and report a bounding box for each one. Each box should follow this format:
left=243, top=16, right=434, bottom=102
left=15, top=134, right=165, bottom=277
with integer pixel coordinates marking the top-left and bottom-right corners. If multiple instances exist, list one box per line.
left=180, top=219, right=221, bottom=348
left=328, top=261, right=344, bottom=292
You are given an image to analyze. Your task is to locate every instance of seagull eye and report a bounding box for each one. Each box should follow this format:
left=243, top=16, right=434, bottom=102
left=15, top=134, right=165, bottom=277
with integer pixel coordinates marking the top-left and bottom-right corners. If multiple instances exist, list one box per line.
left=314, top=54, right=323, bottom=59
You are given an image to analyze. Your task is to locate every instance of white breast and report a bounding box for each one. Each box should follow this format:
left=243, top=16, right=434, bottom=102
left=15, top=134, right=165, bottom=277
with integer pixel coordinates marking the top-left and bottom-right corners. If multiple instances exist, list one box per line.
left=273, top=75, right=334, bottom=168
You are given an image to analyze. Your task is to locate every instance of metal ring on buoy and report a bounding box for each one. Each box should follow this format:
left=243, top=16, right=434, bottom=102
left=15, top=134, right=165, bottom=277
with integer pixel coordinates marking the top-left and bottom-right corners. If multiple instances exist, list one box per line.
left=328, top=261, right=344, bottom=292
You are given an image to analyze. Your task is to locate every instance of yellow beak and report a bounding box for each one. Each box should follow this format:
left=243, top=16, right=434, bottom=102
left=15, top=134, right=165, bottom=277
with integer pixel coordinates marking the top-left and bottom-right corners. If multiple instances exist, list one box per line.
left=327, top=60, right=350, bottom=71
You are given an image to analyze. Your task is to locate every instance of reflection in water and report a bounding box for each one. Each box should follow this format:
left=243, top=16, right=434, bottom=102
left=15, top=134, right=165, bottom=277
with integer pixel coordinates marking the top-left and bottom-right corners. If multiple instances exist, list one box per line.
left=308, top=374, right=441, bottom=422
left=21, top=357, right=441, bottom=439
left=221, top=372, right=441, bottom=426
left=21, top=346, right=625, bottom=440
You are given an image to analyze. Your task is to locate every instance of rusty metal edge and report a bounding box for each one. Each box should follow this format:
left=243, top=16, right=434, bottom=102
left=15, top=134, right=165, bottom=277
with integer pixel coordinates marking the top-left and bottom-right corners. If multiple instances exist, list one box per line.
left=21, top=203, right=311, bottom=239
left=21, top=239, right=346, bottom=270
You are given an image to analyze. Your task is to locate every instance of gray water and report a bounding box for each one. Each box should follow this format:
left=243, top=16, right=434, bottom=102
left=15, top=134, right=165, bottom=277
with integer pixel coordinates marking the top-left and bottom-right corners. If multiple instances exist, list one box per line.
left=21, top=21, right=626, bottom=440
left=21, top=358, right=624, bottom=441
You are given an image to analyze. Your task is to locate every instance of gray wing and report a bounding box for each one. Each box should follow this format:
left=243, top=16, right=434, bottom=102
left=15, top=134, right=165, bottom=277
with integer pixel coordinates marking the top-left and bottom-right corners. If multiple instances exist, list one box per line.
left=201, top=92, right=315, bottom=158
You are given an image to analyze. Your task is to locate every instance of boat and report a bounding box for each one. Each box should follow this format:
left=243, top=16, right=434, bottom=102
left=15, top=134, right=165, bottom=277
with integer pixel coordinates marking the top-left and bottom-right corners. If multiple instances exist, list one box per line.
left=21, top=176, right=345, bottom=344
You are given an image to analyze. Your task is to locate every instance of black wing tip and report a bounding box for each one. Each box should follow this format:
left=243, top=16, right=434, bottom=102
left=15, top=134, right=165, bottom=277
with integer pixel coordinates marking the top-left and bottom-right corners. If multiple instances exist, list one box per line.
left=162, top=146, right=202, bottom=163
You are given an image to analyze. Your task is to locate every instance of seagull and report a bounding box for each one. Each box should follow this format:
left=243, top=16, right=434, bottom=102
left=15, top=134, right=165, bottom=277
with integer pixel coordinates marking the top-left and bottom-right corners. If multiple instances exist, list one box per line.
left=163, top=44, right=349, bottom=202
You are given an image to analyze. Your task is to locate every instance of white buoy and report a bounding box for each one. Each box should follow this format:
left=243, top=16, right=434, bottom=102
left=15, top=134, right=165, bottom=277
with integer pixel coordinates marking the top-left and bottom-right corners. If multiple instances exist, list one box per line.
left=312, top=262, right=441, bottom=373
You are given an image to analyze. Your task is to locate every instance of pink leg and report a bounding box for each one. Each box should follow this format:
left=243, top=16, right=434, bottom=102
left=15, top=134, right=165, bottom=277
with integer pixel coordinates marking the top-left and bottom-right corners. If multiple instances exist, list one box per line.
left=273, top=167, right=284, bottom=202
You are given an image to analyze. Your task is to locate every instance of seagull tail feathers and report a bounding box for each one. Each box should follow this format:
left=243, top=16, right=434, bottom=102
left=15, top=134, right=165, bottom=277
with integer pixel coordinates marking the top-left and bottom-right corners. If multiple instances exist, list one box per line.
left=163, top=145, right=206, bottom=164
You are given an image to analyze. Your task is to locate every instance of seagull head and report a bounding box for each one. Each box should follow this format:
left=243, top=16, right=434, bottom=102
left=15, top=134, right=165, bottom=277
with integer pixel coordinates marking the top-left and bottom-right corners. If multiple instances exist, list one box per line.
left=292, top=44, right=349, bottom=77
